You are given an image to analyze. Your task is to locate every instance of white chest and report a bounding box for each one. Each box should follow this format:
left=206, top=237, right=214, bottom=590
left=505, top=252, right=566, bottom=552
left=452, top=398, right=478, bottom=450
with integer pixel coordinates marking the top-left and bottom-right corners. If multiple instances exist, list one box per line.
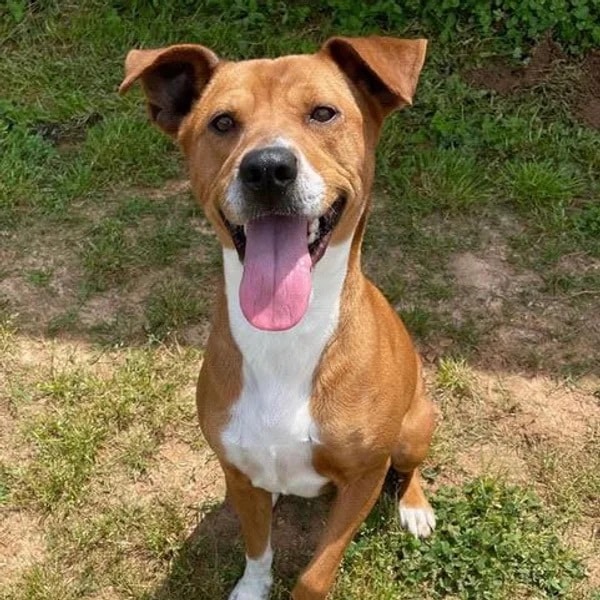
left=220, top=242, right=350, bottom=497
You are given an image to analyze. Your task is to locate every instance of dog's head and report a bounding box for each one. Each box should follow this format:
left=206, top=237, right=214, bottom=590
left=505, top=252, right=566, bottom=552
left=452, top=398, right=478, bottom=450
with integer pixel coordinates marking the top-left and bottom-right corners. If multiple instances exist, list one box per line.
left=120, top=37, right=426, bottom=331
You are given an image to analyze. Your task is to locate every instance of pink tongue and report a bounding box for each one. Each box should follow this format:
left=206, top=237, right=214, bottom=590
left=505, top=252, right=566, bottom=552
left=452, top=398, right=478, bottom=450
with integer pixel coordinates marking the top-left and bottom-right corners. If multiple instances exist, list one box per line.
left=240, top=215, right=312, bottom=331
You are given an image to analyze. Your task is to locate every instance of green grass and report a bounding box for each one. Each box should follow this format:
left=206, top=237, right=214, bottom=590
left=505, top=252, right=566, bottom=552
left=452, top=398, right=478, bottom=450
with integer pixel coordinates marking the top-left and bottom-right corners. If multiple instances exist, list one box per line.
left=1, top=1, right=599, bottom=599
left=24, top=269, right=53, bottom=288
left=436, top=357, right=476, bottom=399
left=335, top=479, right=585, bottom=600
left=81, top=218, right=130, bottom=291
left=144, top=279, right=207, bottom=340
left=8, top=348, right=199, bottom=512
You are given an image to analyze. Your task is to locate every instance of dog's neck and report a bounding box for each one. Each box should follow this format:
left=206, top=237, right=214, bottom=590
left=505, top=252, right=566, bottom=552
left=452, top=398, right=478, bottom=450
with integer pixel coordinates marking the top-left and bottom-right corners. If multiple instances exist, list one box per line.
left=222, top=240, right=353, bottom=374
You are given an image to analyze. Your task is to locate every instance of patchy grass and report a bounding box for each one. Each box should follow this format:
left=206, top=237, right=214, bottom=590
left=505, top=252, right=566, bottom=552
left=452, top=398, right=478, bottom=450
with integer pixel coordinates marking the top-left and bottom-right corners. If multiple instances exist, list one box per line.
left=144, top=279, right=208, bottom=341
left=7, top=347, right=201, bottom=512
left=1, top=2, right=599, bottom=600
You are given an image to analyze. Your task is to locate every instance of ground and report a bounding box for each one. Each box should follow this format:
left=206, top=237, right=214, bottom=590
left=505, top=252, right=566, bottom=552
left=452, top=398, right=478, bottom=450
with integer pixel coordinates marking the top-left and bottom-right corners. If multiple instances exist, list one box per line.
left=1, top=3, right=599, bottom=600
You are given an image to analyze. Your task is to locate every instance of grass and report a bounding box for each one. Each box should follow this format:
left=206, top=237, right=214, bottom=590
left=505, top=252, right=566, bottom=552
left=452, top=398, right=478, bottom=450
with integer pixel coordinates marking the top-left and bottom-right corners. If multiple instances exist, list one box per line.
left=335, top=479, right=585, bottom=600
left=1, top=2, right=599, bottom=599
left=144, top=279, right=207, bottom=340
left=7, top=348, right=200, bottom=512
left=436, top=357, right=476, bottom=399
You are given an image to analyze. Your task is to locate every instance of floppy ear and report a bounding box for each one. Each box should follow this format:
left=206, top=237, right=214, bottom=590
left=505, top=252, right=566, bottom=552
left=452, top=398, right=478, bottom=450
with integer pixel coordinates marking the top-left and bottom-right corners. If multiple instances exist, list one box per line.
left=119, top=44, right=219, bottom=135
left=322, top=36, right=427, bottom=115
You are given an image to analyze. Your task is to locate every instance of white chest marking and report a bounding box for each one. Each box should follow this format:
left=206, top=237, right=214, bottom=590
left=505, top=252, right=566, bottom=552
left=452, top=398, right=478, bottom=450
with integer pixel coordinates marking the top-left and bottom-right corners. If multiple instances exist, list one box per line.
left=221, top=240, right=351, bottom=497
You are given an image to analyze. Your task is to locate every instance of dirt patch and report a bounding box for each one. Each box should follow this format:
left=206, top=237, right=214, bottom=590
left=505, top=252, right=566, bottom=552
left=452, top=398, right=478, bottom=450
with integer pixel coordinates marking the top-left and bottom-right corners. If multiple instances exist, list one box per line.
left=466, top=37, right=565, bottom=94
left=453, top=442, right=530, bottom=485
left=104, top=437, right=226, bottom=509
left=137, top=178, right=191, bottom=201
left=465, top=37, right=600, bottom=129
left=450, top=251, right=541, bottom=299
left=566, top=521, right=600, bottom=588
left=0, top=511, right=45, bottom=584
left=442, top=234, right=599, bottom=374
left=497, top=374, right=599, bottom=442
left=84, top=589, right=120, bottom=600
left=31, top=112, right=103, bottom=147
left=0, top=230, right=82, bottom=335
left=577, top=51, right=600, bottom=129
left=78, top=291, right=123, bottom=328
left=0, top=401, right=24, bottom=467
left=11, top=336, right=102, bottom=374
left=431, top=368, right=599, bottom=489
left=140, top=439, right=225, bottom=504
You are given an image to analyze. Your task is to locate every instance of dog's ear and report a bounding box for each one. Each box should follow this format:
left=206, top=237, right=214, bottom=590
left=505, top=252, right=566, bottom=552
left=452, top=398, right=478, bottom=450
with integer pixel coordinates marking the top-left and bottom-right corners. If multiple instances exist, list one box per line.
left=119, top=44, right=219, bottom=135
left=322, top=36, right=427, bottom=115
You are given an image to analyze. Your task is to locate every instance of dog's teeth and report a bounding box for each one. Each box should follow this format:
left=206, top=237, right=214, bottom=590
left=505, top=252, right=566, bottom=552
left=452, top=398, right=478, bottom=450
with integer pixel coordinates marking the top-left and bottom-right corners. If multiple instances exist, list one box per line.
left=307, top=219, right=319, bottom=245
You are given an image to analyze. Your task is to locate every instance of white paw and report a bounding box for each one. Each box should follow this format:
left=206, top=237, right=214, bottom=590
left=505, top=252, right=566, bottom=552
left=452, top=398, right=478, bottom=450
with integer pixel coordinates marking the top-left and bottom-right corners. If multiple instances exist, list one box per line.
left=228, top=573, right=272, bottom=600
left=399, top=505, right=436, bottom=538
left=228, top=551, right=273, bottom=600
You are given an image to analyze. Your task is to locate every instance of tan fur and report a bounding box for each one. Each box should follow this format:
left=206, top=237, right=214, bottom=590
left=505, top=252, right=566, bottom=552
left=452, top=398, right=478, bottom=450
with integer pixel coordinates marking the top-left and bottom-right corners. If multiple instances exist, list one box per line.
left=121, top=36, right=435, bottom=599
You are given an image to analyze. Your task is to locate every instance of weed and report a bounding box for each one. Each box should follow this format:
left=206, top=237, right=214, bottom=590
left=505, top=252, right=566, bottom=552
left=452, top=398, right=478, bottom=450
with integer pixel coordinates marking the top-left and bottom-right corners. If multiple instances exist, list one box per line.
left=46, top=310, right=80, bottom=337
left=436, top=356, right=476, bottom=399
left=573, top=201, right=600, bottom=254
left=335, top=479, right=585, bottom=599
left=505, top=160, right=583, bottom=210
left=0, top=465, right=10, bottom=505
left=392, top=150, right=491, bottom=214
left=144, top=279, right=206, bottom=340
left=25, top=269, right=53, bottom=288
left=143, top=222, right=194, bottom=266
left=400, top=307, right=436, bottom=340
left=3, top=564, right=80, bottom=600
left=81, top=218, right=130, bottom=291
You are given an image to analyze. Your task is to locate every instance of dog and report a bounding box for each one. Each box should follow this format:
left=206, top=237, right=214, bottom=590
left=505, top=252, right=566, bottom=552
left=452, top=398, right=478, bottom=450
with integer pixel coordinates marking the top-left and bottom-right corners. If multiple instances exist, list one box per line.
left=120, top=35, right=436, bottom=600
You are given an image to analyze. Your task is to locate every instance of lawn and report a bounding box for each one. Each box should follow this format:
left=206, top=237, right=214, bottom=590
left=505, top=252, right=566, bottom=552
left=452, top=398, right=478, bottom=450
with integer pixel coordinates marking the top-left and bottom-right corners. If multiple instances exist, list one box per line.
left=1, top=2, right=599, bottom=599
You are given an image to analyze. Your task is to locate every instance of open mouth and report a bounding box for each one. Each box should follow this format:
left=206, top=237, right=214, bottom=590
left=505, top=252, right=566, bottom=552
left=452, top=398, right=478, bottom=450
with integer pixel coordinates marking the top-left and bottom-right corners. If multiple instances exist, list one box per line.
left=221, top=196, right=346, bottom=265
left=221, top=196, right=346, bottom=332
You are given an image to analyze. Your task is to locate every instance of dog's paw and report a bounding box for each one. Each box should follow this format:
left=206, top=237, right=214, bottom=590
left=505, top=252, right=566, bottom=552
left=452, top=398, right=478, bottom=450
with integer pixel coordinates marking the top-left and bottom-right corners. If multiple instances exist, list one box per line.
left=228, top=567, right=272, bottom=600
left=399, top=504, right=436, bottom=538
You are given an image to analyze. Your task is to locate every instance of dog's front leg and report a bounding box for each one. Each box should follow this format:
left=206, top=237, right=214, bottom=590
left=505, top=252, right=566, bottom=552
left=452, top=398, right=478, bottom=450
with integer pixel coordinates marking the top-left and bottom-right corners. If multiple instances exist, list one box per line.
left=224, top=465, right=274, bottom=600
left=292, top=462, right=389, bottom=600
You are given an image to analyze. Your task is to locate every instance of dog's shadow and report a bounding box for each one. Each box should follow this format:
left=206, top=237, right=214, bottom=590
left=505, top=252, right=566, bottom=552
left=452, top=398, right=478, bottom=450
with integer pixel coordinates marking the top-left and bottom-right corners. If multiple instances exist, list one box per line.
left=151, top=493, right=332, bottom=600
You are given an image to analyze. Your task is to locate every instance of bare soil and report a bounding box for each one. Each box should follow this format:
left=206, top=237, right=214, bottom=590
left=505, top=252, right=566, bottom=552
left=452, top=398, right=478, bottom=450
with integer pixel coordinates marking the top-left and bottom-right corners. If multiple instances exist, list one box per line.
left=0, top=511, right=45, bottom=582
left=465, top=37, right=600, bottom=129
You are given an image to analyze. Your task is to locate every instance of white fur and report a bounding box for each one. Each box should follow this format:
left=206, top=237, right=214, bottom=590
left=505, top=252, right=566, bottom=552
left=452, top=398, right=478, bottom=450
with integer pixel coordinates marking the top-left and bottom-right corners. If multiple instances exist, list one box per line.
left=229, top=545, right=273, bottom=600
left=221, top=237, right=351, bottom=497
left=399, top=505, right=436, bottom=538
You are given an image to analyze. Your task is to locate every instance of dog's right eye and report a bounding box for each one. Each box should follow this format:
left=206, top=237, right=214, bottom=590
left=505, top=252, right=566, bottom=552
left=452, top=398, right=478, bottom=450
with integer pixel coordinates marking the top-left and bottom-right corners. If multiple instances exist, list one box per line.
left=210, top=113, right=236, bottom=134
left=310, top=105, right=338, bottom=123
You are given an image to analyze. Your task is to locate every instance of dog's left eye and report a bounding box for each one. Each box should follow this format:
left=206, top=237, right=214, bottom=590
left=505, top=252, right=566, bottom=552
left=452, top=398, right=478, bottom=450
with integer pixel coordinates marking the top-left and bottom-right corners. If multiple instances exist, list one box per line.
left=310, top=106, right=338, bottom=123
left=210, top=113, right=236, bottom=134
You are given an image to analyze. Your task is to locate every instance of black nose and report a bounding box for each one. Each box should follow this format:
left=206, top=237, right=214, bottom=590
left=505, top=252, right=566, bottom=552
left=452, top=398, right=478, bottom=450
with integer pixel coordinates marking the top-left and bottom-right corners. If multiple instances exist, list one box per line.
left=239, top=146, right=298, bottom=195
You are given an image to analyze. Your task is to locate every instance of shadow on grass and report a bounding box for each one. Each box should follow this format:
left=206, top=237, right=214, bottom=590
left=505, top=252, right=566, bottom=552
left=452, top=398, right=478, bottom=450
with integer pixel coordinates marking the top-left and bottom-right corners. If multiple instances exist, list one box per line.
left=151, top=494, right=331, bottom=600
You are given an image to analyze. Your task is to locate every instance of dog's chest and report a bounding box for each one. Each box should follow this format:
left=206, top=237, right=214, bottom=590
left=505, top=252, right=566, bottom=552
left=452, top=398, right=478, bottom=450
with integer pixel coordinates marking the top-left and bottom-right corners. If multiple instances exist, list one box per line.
left=220, top=245, right=350, bottom=497
left=221, top=378, right=328, bottom=497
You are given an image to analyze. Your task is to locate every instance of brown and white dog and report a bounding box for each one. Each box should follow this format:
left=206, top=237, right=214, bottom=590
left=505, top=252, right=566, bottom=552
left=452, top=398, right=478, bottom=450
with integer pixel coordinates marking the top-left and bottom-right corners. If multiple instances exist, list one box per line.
left=120, top=36, right=436, bottom=600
